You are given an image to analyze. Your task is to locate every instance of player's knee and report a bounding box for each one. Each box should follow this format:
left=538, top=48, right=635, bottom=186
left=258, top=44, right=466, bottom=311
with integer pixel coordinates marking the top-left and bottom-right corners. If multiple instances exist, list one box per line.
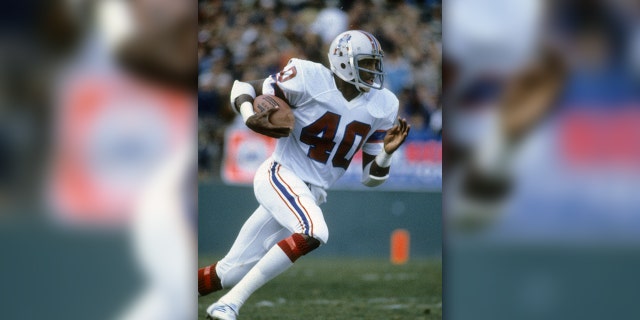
left=301, top=234, right=321, bottom=253
left=312, top=224, right=329, bottom=245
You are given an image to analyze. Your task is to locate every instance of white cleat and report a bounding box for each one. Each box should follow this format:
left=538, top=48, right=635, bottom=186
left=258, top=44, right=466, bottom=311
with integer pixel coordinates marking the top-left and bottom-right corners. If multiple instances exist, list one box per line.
left=206, top=302, right=238, bottom=320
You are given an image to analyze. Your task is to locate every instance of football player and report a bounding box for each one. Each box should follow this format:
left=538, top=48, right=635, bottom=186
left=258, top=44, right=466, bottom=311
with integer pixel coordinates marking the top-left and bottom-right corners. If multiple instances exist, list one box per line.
left=199, top=30, right=411, bottom=319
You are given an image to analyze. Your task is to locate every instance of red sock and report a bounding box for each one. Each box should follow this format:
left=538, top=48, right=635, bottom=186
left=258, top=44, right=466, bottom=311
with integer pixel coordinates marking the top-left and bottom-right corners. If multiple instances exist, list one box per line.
left=198, top=263, right=222, bottom=296
left=277, top=233, right=314, bottom=262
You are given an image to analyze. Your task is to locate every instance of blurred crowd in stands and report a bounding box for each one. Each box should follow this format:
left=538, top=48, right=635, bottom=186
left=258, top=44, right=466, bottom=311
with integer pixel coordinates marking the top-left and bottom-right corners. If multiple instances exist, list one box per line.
left=198, top=0, right=442, bottom=178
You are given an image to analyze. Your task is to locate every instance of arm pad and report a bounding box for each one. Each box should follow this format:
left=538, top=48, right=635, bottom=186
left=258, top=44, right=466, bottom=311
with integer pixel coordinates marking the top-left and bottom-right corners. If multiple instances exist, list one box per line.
left=361, top=160, right=389, bottom=187
left=230, top=80, right=256, bottom=122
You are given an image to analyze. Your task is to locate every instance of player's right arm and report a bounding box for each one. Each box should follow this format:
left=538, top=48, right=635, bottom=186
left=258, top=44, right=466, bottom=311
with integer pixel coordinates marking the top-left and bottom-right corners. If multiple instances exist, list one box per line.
left=230, top=79, right=291, bottom=138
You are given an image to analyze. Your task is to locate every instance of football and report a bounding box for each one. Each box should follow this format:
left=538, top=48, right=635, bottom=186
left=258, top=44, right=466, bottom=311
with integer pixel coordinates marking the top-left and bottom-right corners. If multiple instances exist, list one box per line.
left=253, top=95, right=295, bottom=129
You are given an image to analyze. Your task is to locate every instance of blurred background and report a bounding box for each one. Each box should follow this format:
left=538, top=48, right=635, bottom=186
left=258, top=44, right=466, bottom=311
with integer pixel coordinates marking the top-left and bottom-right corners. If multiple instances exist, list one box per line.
left=0, top=0, right=196, bottom=319
left=445, top=0, right=640, bottom=319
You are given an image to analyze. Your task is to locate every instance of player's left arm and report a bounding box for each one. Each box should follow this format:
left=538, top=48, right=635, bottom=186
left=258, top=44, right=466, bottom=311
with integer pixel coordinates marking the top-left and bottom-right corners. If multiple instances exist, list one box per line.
left=361, top=118, right=411, bottom=187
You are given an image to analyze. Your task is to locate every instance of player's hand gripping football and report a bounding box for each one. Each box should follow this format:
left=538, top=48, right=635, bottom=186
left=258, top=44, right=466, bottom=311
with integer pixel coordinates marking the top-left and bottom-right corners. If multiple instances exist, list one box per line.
left=383, top=117, right=411, bottom=154
left=246, top=108, right=292, bottom=138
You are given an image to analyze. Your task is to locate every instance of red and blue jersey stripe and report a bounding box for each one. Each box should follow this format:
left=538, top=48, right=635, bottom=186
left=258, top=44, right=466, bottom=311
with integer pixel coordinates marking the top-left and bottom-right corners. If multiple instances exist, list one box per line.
left=366, top=130, right=387, bottom=144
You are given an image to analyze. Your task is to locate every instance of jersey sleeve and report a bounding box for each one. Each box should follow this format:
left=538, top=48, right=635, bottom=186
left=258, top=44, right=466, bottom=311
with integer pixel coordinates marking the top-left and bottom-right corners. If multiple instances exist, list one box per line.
left=262, top=58, right=308, bottom=107
left=362, top=95, right=399, bottom=155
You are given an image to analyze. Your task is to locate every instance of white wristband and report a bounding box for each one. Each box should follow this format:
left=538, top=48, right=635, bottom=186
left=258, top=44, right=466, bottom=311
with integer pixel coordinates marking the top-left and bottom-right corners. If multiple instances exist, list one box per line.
left=239, top=101, right=255, bottom=123
left=375, top=149, right=393, bottom=168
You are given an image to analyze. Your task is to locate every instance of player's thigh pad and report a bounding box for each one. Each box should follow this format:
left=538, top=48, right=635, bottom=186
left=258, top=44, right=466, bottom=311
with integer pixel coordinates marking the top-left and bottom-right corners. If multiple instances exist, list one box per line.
left=254, top=159, right=329, bottom=244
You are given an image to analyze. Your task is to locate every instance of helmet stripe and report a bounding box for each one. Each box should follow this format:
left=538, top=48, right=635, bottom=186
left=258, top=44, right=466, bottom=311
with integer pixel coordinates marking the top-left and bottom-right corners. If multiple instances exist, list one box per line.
left=358, top=30, right=380, bottom=53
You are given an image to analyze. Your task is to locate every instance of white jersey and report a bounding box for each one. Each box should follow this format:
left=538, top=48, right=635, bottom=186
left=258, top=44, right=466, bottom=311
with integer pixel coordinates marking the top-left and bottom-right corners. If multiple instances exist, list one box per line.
left=262, top=58, right=398, bottom=189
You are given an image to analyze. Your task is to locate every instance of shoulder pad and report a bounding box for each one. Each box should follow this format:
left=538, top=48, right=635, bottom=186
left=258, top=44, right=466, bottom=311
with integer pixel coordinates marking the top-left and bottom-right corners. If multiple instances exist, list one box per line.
left=366, top=88, right=399, bottom=119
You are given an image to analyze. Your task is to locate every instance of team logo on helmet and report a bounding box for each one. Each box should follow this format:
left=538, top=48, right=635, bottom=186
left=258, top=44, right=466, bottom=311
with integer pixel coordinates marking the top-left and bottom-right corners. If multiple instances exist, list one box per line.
left=332, top=34, right=351, bottom=56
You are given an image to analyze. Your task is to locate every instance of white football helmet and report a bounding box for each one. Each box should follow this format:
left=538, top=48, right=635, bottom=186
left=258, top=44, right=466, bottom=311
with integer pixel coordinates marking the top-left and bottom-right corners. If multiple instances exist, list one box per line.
left=328, top=30, right=385, bottom=92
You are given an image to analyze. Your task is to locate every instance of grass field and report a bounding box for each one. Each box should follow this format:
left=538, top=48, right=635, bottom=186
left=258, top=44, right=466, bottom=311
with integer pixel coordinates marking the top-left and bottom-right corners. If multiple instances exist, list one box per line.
left=198, top=256, right=441, bottom=320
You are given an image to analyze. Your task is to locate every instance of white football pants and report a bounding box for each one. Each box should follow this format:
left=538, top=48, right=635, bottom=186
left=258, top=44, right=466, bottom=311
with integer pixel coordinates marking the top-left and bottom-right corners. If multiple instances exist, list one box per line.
left=216, top=158, right=329, bottom=288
